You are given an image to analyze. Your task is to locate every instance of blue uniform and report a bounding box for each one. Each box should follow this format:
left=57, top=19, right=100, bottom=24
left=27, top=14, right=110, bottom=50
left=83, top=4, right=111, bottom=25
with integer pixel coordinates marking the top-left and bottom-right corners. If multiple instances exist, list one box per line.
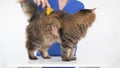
left=48, top=0, right=84, bottom=14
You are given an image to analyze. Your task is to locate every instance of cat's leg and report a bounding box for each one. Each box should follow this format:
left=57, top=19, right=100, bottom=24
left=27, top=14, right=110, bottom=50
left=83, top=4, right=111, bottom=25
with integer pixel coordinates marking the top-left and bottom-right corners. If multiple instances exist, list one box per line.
left=39, top=47, right=51, bottom=59
left=28, top=49, right=37, bottom=60
left=26, top=40, right=37, bottom=60
left=69, top=48, right=77, bottom=60
left=61, top=47, right=71, bottom=61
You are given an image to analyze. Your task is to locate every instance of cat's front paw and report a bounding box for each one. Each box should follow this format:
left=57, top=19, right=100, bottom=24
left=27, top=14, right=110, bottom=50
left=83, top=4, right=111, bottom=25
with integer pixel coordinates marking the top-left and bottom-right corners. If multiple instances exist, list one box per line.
left=70, top=56, right=77, bottom=60
left=61, top=56, right=71, bottom=61
left=43, top=56, right=51, bottom=59
left=29, top=56, right=37, bottom=60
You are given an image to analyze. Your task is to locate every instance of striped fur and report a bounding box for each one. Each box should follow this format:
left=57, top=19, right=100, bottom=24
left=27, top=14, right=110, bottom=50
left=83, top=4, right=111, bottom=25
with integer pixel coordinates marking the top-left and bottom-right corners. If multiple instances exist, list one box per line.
left=54, top=10, right=96, bottom=61
left=18, top=0, right=96, bottom=61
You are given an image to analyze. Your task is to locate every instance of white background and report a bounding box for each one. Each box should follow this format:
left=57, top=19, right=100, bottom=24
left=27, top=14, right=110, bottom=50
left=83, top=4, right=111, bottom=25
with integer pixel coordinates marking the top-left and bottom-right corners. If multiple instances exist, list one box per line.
left=0, top=0, right=120, bottom=68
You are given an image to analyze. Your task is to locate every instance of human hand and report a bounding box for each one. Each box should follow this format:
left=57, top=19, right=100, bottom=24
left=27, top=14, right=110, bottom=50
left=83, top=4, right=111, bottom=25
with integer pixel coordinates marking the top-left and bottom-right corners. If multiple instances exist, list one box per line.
left=17, top=0, right=26, bottom=3
left=33, top=0, right=50, bottom=8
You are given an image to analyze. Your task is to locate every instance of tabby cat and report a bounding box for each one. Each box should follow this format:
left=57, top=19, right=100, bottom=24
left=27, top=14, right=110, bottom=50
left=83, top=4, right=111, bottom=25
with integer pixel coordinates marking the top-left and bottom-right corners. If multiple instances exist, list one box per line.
left=18, top=0, right=96, bottom=61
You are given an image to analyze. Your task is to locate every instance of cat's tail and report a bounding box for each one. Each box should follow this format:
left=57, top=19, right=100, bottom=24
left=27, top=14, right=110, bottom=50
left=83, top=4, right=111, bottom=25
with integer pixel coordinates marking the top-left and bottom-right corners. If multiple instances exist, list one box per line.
left=17, top=0, right=40, bottom=22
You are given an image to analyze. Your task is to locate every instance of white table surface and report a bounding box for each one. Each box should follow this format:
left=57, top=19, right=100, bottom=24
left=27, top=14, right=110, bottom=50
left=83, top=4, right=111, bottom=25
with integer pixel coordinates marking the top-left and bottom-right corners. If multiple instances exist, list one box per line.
left=7, top=56, right=100, bottom=68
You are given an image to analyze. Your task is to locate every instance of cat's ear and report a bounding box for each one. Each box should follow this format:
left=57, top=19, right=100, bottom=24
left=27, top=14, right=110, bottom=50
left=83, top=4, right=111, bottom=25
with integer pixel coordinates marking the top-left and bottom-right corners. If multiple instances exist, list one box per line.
left=91, top=8, right=96, bottom=14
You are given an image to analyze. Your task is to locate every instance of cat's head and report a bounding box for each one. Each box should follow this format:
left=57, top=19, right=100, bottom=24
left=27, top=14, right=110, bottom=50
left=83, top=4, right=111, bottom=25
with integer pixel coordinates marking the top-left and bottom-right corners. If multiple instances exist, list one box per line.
left=78, top=8, right=96, bottom=23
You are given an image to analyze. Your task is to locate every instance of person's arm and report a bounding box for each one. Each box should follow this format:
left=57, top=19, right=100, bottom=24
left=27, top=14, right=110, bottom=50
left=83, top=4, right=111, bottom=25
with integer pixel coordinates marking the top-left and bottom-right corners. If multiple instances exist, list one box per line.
left=58, top=0, right=68, bottom=10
